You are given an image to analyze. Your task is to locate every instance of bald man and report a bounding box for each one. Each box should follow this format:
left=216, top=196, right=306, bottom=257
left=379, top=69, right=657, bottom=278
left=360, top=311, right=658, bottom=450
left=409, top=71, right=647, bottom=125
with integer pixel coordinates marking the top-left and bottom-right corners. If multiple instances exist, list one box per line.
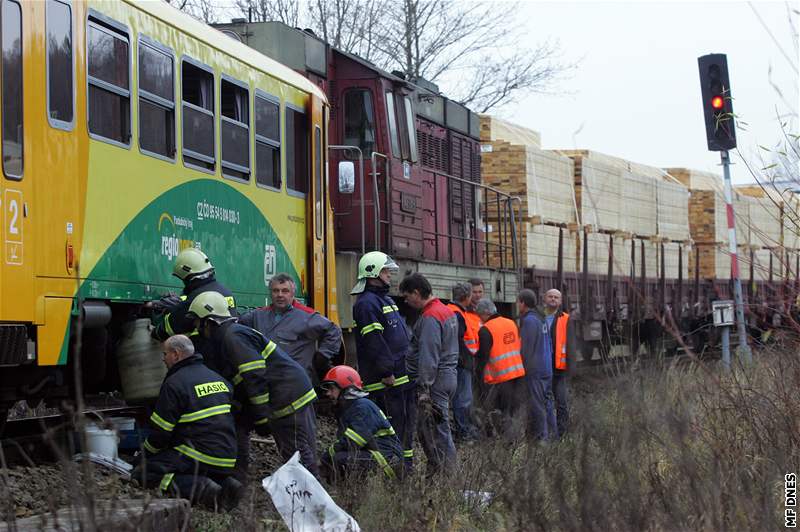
left=543, top=289, right=572, bottom=438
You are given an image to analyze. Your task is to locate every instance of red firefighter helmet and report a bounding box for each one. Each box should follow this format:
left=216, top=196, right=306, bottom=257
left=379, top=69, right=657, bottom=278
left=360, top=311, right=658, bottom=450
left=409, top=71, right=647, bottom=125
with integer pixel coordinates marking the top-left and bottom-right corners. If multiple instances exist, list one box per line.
left=322, top=365, right=363, bottom=390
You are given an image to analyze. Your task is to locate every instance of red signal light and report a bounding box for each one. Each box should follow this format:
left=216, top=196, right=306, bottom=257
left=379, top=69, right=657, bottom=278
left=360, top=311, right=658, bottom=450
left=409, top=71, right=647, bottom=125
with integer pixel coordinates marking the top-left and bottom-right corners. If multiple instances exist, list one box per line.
left=711, top=95, right=724, bottom=110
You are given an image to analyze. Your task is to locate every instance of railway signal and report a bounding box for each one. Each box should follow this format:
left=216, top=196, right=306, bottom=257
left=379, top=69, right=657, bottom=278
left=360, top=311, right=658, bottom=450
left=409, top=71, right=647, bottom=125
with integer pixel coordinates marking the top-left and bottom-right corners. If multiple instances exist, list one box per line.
left=698, top=53, right=737, bottom=151
left=697, top=53, right=752, bottom=367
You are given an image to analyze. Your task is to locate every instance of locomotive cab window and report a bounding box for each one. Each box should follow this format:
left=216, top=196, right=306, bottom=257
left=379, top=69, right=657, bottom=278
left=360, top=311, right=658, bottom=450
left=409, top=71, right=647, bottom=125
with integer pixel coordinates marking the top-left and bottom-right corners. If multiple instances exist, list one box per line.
left=47, top=0, right=74, bottom=129
left=138, top=37, right=174, bottom=160
left=285, top=105, right=308, bottom=195
left=181, top=59, right=215, bottom=172
left=220, top=77, right=250, bottom=181
left=255, top=92, right=280, bottom=190
left=343, top=89, right=375, bottom=156
left=402, top=95, right=418, bottom=163
left=2, top=0, right=23, bottom=179
left=87, top=16, right=131, bottom=146
left=384, top=91, right=400, bottom=158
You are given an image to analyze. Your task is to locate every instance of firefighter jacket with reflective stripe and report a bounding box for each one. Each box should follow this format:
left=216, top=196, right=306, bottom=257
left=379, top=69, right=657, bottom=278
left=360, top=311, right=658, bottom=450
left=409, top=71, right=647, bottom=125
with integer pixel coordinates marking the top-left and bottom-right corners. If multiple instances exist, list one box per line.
left=548, top=311, right=571, bottom=372
left=408, top=299, right=459, bottom=389
left=143, top=354, right=237, bottom=471
left=479, top=315, right=526, bottom=384
left=519, top=309, right=552, bottom=378
left=328, top=396, right=403, bottom=476
left=239, top=300, right=342, bottom=374
left=446, top=302, right=477, bottom=370
left=207, top=321, right=316, bottom=426
left=353, top=285, right=411, bottom=389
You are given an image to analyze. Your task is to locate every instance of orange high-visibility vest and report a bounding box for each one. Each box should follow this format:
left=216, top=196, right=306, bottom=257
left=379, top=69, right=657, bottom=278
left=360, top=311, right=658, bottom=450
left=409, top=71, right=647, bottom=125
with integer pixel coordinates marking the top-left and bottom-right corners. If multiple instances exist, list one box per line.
left=463, top=310, right=482, bottom=354
left=554, top=312, right=570, bottom=371
left=482, top=316, right=525, bottom=384
left=447, top=303, right=479, bottom=355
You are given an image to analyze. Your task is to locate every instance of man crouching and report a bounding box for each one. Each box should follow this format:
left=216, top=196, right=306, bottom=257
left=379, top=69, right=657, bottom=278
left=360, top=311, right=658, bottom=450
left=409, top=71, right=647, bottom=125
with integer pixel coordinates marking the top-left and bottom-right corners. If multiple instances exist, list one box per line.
left=132, top=335, right=243, bottom=511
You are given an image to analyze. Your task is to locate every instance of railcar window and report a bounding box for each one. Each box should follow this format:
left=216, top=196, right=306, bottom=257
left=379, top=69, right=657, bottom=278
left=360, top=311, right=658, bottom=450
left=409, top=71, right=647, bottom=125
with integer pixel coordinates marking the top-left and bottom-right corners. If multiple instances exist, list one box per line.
left=403, top=96, right=418, bottom=163
left=384, top=92, right=400, bottom=158
left=47, top=0, right=74, bottom=128
left=87, top=20, right=130, bottom=145
left=2, top=0, right=22, bottom=179
left=285, top=106, right=308, bottom=195
left=343, top=89, right=375, bottom=155
left=138, top=39, right=174, bottom=159
left=255, top=93, right=280, bottom=189
left=181, top=60, right=214, bottom=171
left=220, top=78, right=250, bottom=180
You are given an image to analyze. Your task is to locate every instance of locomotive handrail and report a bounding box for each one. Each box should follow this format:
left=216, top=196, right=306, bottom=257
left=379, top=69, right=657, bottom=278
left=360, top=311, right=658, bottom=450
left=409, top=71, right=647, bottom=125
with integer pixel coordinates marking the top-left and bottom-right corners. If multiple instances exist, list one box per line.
left=329, top=145, right=366, bottom=254
left=371, top=152, right=391, bottom=253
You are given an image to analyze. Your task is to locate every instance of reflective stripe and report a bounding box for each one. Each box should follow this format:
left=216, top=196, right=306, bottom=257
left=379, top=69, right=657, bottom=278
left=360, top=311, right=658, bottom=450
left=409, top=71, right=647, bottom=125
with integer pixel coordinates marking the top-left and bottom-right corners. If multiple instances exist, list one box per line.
left=360, top=322, right=384, bottom=335
left=179, top=295, right=188, bottom=301
left=175, top=444, right=236, bottom=468
left=492, top=350, right=521, bottom=363
left=261, top=341, right=277, bottom=360
left=381, top=305, right=399, bottom=314
left=364, top=375, right=410, bottom=393
left=254, top=416, right=270, bottom=426
left=164, top=314, right=175, bottom=336
left=225, top=296, right=236, bottom=308
left=150, top=412, right=175, bottom=432
left=272, top=389, right=317, bottom=419
left=328, top=444, right=335, bottom=459
left=160, top=473, right=174, bottom=492
left=250, top=392, right=270, bottom=405
left=403, top=449, right=413, bottom=458
left=369, top=450, right=396, bottom=479
left=345, top=428, right=367, bottom=447
left=238, top=359, right=266, bottom=374
left=375, top=427, right=396, bottom=438
left=486, top=363, right=525, bottom=378
left=143, top=439, right=160, bottom=454
left=178, top=404, right=231, bottom=423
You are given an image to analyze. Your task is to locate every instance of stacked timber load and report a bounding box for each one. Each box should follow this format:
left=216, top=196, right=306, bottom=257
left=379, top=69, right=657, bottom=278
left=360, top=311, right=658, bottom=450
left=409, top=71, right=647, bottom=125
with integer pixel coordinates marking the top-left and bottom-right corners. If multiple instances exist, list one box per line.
left=665, top=167, right=753, bottom=280
left=737, top=186, right=784, bottom=280
left=479, top=115, right=577, bottom=271
left=559, top=150, right=688, bottom=279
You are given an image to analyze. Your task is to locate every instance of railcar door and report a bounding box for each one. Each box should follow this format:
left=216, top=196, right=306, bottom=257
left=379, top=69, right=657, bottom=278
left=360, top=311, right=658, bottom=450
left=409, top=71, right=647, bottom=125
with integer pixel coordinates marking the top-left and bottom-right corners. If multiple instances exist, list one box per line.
left=309, top=94, right=327, bottom=314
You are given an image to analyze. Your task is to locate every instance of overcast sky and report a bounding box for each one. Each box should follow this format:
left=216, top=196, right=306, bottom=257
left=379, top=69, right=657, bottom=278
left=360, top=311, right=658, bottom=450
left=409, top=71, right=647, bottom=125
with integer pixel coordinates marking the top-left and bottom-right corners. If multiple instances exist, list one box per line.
left=498, top=0, right=798, bottom=183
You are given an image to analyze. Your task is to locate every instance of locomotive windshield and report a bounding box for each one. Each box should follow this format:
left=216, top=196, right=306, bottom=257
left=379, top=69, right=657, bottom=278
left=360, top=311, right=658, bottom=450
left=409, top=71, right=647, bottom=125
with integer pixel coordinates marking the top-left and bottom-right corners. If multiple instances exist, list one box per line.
left=343, top=89, right=375, bottom=155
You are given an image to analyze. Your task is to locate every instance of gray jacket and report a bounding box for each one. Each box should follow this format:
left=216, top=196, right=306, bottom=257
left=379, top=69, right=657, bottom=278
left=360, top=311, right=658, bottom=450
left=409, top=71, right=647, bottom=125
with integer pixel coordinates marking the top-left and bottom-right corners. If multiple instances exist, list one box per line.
left=407, top=299, right=459, bottom=389
left=239, top=301, right=342, bottom=374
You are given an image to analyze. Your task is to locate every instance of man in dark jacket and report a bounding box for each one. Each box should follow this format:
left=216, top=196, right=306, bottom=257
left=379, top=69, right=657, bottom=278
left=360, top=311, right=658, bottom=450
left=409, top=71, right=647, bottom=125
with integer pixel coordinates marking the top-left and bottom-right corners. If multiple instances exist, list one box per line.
left=132, top=334, right=242, bottom=510
left=517, top=289, right=556, bottom=441
left=151, top=248, right=236, bottom=360
left=187, top=291, right=319, bottom=481
left=320, top=365, right=403, bottom=482
left=239, top=273, right=342, bottom=385
left=351, top=251, right=415, bottom=469
left=400, top=273, right=458, bottom=475
left=445, top=282, right=480, bottom=442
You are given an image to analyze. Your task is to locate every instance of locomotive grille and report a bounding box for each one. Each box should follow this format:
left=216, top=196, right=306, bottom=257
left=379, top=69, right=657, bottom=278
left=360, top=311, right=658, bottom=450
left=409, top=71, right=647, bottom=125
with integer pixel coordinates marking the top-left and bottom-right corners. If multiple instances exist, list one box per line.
left=418, top=130, right=448, bottom=173
left=0, top=325, right=28, bottom=366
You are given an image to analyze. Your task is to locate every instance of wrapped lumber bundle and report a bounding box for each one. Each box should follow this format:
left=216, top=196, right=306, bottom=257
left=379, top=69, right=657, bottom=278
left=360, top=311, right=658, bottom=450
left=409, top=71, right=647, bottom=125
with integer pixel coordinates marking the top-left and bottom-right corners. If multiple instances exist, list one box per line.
left=656, top=180, right=690, bottom=241
left=664, top=167, right=721, bottom=191
left=581, top=232, right=631, bottom=276
left=559, top=150, right=624, bottom=231
left=480, top=114, right=542, bottom=148
left=662, top=242, right=690, bottom=279
left=525, top=224, right=578, bottom=272
left=620, top=170, right=657, bottom=236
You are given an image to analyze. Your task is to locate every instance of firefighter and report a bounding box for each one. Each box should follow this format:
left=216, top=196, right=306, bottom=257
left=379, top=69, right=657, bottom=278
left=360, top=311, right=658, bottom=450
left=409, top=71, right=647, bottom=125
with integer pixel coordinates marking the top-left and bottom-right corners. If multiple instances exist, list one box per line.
left=474, top=298, right=527, bottom=439
left=151, top=248, right=236, bottom=359
left=320, top=365, right=404, bottom=482
left=400, top=273, right=458, bottom=475
left=544, top=288, right=572, bottom=438
left=446, top=282, right=480, bottom=442
left=239, top=272, right=342, bottom=385
left=132, top=335, right=242, bottom=511
left=186, top=291, right=319, bottom=481
left=351, top=251, right=415, bottom=469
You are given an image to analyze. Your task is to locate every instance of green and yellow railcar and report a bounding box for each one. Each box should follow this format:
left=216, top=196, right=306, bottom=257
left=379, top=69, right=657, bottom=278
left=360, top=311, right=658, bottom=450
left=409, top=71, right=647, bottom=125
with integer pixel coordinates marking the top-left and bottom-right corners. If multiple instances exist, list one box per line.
left=0, top=0, right=337, bottom=413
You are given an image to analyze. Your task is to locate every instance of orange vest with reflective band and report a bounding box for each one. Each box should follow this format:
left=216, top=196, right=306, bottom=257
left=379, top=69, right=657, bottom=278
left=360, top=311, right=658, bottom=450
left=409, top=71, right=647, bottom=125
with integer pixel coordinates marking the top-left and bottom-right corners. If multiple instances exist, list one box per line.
left=447, top=304, right=479, bottom=355
left=482, top=316, right=525, bottom=384
left=463, top=310, right=482, bottom=354
left=554, top=312, right=570, bottom=371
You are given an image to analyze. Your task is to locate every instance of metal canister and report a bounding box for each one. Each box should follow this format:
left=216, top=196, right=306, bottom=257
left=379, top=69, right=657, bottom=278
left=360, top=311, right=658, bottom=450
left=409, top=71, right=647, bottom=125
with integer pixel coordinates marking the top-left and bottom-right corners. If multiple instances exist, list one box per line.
left=116, top=319, right=166, bottom=404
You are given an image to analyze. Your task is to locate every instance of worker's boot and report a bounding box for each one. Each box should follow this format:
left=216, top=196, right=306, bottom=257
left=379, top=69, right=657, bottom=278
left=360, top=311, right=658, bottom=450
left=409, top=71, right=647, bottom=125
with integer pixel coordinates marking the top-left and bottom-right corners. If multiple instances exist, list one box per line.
left=194, top=477, right=223, bottom=511
left=220, top=476, right=245, bottom=511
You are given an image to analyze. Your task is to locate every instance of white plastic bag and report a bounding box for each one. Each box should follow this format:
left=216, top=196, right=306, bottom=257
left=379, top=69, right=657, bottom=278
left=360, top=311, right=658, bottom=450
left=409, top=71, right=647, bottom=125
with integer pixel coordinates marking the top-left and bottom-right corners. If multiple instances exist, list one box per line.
left=262, top=451, right=360, bottom=532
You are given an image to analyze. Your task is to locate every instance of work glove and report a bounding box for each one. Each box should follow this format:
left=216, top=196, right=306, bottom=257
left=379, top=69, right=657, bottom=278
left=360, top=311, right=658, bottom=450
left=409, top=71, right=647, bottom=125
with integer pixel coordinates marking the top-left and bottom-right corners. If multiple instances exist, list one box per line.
left=151, top=294, right=182, bottom=314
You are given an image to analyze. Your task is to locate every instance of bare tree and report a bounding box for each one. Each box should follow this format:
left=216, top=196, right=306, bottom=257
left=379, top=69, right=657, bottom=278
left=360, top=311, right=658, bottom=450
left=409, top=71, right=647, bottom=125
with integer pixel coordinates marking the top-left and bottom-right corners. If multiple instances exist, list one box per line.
left=234, top=0, right=300, bottom=26
left=306, top=0, right=389, bottom=60
left=164, top=0, right=217, bottom=24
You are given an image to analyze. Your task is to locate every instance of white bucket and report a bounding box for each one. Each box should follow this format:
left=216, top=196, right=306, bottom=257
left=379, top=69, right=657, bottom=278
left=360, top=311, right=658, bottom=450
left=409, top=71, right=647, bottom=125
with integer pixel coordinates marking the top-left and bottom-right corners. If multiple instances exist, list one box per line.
left=85, top=423, right=119, bottom=460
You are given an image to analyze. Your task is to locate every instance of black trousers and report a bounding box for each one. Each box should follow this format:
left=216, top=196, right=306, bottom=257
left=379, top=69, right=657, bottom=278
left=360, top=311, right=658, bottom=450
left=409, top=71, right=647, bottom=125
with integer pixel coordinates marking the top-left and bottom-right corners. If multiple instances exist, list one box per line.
left=369, top=384, right=416, bottom=469
left=132, top=448, right=231, bottom=498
